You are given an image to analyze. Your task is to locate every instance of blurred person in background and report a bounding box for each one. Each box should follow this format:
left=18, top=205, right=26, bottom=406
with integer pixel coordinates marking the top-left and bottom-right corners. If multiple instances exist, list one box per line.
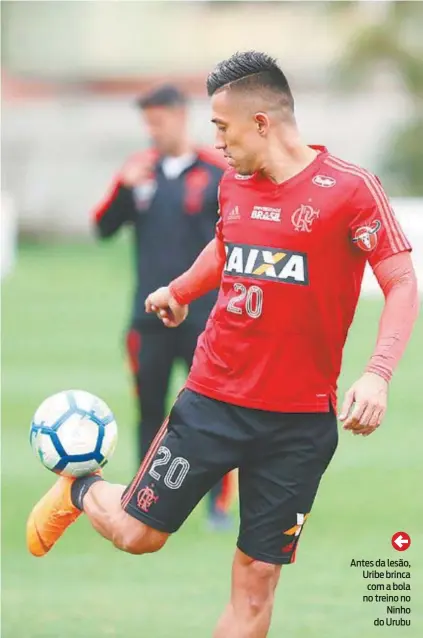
left=91, top=85, right=233, bottom=530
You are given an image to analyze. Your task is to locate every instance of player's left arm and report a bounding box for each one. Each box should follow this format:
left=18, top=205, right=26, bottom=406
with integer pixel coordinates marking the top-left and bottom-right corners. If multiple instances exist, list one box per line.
left=340, top=176, right=419, bottom=435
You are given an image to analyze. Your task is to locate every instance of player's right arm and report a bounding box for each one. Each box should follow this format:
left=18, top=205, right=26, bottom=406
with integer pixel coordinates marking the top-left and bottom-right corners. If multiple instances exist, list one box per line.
left=145, top=222, right=226, bottom=328
left=92, top=152, right=155, bottom=238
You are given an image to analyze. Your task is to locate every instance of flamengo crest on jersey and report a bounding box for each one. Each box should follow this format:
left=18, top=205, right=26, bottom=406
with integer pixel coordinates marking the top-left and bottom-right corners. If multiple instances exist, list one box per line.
left=224, top=243, right=309, bottom=285
left=291, top=205, right=319, bottom=232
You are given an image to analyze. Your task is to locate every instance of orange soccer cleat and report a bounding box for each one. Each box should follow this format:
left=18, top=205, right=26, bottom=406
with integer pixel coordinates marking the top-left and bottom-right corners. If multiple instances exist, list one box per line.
left=26, top=476, right=81, bottom=557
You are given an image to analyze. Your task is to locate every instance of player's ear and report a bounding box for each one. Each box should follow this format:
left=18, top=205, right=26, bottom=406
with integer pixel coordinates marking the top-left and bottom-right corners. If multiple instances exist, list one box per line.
left=254, top=113, right=269, bottom=136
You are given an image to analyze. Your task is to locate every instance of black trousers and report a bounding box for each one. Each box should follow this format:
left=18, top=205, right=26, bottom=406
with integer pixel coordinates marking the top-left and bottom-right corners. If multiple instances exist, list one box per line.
left=126, top=322, right=232, bottom=514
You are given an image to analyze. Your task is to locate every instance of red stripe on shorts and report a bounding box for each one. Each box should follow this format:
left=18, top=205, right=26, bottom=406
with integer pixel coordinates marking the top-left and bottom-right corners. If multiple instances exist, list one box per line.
left=121, top=415, right=169, bottom=509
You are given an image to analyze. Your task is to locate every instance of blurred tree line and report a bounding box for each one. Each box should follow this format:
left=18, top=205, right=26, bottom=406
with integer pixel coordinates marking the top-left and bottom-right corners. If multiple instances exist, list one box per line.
left=330, top=0, right=423, bottom=195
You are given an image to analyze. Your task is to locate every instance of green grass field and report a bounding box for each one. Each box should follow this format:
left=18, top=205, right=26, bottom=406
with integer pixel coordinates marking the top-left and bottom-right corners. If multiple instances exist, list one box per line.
left=2, top=239, right=422, bottom=637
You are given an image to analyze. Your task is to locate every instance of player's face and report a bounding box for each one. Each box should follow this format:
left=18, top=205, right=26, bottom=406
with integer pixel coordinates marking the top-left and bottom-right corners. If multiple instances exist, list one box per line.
left=142, top=106, right=187, bottom=155
left=211, top=91, right=266, bottom=175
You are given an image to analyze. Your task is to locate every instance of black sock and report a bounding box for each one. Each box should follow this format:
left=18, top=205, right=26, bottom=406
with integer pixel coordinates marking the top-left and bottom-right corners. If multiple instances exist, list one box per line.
left=71, top=474, right=104, bottom=511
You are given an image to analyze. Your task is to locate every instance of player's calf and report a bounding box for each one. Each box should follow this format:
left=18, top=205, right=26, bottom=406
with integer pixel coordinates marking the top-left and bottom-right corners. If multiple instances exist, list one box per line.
left=214, top=550, right=281, bottom=638
left=74, top=477, right=169, bottom=555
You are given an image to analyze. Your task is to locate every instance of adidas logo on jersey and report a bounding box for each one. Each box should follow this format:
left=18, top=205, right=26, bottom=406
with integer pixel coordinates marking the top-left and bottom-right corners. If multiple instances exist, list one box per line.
left=251, top=206, right=281, bottom=222
left=227, top=206, right=241, bottom=221
left=224, top=243, right=309, bottom=285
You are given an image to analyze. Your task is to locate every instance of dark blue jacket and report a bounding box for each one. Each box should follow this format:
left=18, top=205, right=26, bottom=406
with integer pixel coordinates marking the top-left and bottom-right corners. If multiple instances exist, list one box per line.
left=93, top=148, right=225, bottom=328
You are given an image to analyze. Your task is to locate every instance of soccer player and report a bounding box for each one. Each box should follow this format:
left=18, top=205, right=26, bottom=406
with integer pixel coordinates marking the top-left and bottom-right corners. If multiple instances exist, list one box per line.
left=27, top=52, right=418, bottom=637
left=92, top=84, right=233, bottom=529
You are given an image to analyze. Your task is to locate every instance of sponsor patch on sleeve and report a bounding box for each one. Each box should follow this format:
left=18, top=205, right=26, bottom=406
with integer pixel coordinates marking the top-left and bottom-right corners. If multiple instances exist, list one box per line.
left=352, top=220, right=381, bottom=251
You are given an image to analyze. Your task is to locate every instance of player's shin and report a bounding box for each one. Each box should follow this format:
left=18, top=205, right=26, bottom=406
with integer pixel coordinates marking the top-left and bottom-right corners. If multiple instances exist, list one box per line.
left=214, top=600, right=276, bottom=638
left=213, top=553, right=281, bottom=638
left=72, top=478, right=128, bottom=543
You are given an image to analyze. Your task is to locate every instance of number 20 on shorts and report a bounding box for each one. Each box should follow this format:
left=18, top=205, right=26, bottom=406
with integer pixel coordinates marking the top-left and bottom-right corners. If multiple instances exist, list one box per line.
left=149, top=446, right=190, bottom=489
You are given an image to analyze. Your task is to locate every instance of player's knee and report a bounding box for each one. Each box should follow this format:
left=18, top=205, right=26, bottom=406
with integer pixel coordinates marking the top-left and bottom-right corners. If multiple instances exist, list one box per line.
left=113, top=518, right=168, bottom=555
left=243, top=560, right=279, bottom=614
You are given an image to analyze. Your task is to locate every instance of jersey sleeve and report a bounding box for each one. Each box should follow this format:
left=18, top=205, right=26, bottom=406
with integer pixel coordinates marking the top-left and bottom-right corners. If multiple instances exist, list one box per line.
left=348, top=174, right=411, bottom=267
left=365, top=252, right=419, bottom=382
left=169, top=237, right=225, bottom=305
left=92, top=176, right=135, bottom=238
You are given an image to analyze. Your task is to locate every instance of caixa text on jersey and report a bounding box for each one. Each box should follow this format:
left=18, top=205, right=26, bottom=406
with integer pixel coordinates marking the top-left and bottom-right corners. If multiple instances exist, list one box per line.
left=224, top=243, right=309, bottom=285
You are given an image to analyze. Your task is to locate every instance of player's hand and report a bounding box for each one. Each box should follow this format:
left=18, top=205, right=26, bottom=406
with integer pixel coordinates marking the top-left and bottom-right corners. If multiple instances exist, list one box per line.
left=145, top=286, right=188, bottom=328
left=339, top=372, right=388, bottom=436
left=120, top=155, right=154, bottom=187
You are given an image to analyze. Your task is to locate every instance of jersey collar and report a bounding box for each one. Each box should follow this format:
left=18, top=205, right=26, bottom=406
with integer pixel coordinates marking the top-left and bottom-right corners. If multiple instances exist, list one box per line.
left=251, top=145, right=329, bottom=191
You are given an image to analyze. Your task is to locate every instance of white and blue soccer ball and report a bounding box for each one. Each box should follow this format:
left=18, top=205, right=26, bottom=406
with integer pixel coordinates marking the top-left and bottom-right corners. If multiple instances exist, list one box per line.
left=30, top=390, right=118, bottom=477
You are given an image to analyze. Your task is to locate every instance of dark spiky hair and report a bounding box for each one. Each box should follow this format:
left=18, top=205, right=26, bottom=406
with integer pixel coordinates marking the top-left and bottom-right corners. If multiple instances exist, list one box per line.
left=206, top=50, right=294, bottom=110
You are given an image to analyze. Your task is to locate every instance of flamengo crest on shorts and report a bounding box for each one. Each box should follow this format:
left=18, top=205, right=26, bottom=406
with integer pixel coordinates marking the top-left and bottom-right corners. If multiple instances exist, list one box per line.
left=136, top=484, right=159, bottom=512
left=224, top=243, right=309, bottom=285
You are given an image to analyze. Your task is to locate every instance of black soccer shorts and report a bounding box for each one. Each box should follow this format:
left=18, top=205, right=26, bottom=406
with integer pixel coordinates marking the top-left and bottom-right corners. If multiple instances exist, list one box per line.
left=121, top=388, right=338, bottom=564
